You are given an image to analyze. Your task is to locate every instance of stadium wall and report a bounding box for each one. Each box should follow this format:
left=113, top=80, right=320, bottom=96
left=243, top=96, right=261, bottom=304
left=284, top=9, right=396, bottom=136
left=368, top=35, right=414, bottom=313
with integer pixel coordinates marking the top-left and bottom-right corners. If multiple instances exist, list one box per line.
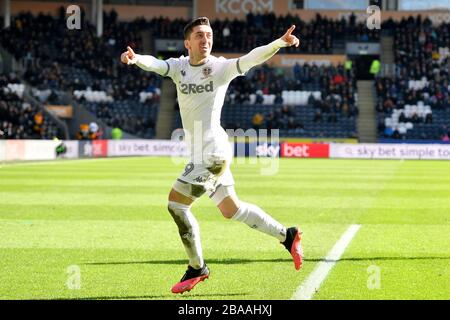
left=1, top=140, right=60, bottom=161
left=330, top=143, right=450, bottom=160
left=0, top=141, right=5, bottom=160
left=108, top=140, right=188, bottom=157
left=2, top=140, right=450, bottom=162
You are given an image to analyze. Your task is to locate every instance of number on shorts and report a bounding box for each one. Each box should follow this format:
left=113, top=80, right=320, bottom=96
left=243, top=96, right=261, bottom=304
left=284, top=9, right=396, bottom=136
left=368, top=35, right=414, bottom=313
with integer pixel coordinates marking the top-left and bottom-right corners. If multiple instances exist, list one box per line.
left=182, top=162, right=194, bottom=177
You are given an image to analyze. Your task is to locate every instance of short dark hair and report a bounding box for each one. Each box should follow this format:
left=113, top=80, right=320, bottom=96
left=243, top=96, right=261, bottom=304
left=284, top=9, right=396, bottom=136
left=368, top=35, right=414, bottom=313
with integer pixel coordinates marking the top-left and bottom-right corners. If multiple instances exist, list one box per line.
left=183, top=17, right=211, bottom=40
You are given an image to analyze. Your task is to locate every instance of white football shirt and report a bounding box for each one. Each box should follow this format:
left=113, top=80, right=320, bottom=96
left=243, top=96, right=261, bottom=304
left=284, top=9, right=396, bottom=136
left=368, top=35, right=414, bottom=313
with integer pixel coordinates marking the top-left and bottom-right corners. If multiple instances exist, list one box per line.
left=165, top=55, right=244, bottom=164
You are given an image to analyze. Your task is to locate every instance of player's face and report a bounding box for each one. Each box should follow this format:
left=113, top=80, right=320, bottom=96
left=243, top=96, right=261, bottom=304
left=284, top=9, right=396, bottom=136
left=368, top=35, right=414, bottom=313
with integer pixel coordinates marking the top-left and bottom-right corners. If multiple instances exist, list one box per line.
left=186, top=25, right=213, bottom=59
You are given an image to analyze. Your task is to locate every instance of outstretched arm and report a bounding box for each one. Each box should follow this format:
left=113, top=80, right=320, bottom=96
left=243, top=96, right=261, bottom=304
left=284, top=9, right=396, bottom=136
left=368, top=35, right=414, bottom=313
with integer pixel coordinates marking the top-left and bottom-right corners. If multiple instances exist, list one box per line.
left=120, top=46, right=169, bottom=76
left=238, top=25, right=300, bottom=74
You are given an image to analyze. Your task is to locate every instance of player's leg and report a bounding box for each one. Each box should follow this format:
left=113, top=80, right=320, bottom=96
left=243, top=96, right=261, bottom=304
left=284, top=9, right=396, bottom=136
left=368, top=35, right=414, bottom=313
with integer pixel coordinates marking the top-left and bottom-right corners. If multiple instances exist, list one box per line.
left=168, top=162, right=212, bottom=293
left=214, top=186, right=287, bottom=241
left=209, top=182, right=303, bottom=270
left=209, top=166, right=287, bottom=240
left=167, top=187, right=203, bottom=268
left=169, top=156, right=232, bottom=293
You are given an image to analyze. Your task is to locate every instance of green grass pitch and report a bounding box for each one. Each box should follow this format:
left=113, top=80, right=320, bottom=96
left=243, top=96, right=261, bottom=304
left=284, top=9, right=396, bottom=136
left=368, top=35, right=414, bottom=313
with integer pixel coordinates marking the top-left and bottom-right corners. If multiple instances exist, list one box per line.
left=0, top=157, right=449, bottom=300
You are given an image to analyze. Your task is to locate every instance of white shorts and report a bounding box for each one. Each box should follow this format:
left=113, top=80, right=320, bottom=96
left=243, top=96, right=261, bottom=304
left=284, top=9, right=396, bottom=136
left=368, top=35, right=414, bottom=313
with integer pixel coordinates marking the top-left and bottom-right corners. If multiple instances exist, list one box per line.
left=172, top=158, right=235, bottom=204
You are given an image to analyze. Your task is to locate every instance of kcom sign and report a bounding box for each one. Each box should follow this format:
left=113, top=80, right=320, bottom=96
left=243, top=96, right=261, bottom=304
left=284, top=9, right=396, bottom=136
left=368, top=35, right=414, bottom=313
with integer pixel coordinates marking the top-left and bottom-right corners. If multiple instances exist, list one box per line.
left=216, top=0, right=273, bottom=15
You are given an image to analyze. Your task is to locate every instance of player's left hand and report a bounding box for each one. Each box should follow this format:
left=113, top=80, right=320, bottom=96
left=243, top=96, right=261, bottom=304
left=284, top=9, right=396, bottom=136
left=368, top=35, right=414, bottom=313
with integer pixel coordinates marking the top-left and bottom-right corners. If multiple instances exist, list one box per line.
left=281, top=25, right=300, bottom=47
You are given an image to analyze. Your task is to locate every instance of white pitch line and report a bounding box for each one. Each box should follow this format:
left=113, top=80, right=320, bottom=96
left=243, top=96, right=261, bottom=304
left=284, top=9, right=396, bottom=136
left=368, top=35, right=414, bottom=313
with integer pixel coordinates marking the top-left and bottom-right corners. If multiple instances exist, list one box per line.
left=0, top=158, right=111, bottom=168
left=292, top=224, right=361, bottom=300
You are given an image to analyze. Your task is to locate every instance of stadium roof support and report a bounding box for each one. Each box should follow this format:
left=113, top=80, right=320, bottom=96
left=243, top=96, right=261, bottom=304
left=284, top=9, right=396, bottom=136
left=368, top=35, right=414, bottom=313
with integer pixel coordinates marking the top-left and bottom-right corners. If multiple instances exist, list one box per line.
left=96, top=0, right=103, bottom=37
left=89, top=0, right=103, bottom=37
left=383, top=0, right=399, bottom=11
left=91, top=0, right=96, bottom=24
left=192, top=0, right=197, bottom=18
left=2, top=0, right=10, bottom=29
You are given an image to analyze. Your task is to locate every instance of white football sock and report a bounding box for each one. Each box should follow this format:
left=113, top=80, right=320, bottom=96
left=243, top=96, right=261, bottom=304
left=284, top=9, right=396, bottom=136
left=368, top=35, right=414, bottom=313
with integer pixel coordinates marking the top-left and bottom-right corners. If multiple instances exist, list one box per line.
left=168, top=201, right=204, bottom=269
left=232, top=201, right=287, bottom=242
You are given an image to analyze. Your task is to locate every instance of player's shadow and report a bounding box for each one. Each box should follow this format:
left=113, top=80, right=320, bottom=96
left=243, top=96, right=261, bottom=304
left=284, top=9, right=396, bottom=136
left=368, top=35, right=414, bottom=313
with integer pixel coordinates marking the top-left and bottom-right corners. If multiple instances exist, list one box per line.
left=53, top=293, right=248, bottom=300
left=85, top=258, right=292, bottom=266
left=85, top=256, right=450, bottom=266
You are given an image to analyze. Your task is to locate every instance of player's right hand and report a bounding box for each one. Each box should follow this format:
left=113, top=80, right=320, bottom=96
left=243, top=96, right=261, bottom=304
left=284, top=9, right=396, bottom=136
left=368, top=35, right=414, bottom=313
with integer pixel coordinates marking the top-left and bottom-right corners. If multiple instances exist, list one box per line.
left=121, top=46, right=137, bottom=65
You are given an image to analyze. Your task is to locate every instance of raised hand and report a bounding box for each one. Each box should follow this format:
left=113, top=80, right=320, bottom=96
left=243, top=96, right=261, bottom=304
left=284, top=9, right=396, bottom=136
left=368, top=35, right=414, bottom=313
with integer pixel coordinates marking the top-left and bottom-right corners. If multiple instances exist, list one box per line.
left=281, top=25, right=300, bottom=48
left=120, top=46, right=138, bottom=65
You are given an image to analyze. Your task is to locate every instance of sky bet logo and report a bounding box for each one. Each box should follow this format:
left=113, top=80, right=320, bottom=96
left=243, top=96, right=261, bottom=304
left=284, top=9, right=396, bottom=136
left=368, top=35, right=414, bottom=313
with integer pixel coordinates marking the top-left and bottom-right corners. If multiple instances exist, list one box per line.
left=180, top=81, right=214, bottom=94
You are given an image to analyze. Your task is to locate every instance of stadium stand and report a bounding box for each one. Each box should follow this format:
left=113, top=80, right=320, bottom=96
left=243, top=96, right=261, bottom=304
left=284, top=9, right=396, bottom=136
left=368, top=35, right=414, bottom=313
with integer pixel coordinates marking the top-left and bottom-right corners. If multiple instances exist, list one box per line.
left=154, top=12, right=379, bottom=54
left=376, top=16, right=450, bottom=141
left=0, top=72, right=63, bottom=139
left=1, top=10, right=366, bottom=140
left=212, top=12, right=379, bottom=54
left=5, top=7, right=448, bottom=142
left=174, top=63, right=359, bottom=138
left=0, top=10, right=161, bottom=138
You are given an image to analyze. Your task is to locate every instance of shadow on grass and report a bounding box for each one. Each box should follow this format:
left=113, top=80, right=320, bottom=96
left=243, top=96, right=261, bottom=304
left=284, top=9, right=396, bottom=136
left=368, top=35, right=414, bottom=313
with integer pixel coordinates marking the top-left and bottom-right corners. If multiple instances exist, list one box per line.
left=52, top=293, right=249, bottom=300
left=85, top=256, right=450, bottom=266
left=84, top=258, right=292, bottom=266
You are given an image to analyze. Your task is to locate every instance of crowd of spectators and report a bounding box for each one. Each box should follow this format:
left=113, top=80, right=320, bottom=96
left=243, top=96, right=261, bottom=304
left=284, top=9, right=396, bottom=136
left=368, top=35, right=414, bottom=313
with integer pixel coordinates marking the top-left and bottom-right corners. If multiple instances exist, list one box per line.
left=1, top=11, right=161, bottom=97
left=376, top=16, right=450, bottom=140
left=148, top=12, right=379, bottom=54
left=0, top=10, right=160, bottom=138
left=252, top=104, right=305, bottom=133
left=76, top=122, right=103, bottom=140
left=0, top=9, right=380, bottom=140
left=0, top=73, right=62, bottom=139
left=212, top=12, right=379, bottom=54
left=94, top=104, right=156, bottom=138
left=225, top=62, right=358, bottom=127
left=200, top=61, right=359, bottom=138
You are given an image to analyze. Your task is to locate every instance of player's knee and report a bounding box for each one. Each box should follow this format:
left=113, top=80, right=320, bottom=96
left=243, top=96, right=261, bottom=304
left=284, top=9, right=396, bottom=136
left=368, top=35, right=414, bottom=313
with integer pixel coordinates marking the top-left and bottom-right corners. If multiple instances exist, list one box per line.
left=167, top=201, right=188, bottom=217
left=221, top=208, right=237, bottom=219
left=218, top=198, right=240, bottom=219
left=217, top=194, right=239, bottom=219
left=167, top=201, right=192, bottom=235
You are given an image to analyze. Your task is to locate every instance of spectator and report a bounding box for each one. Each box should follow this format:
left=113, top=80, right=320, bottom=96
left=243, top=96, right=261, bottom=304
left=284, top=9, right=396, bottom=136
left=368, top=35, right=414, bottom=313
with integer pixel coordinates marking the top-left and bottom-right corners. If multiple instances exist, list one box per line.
left=281, top=105, right=293, bottom=118
left=252, top=112, right=264, bottom=130
left=442, top=133, right=449, bottom=142
left=384, top=126, right=393, bottom=138
left=77, top=123, right=89, bottom=140
left=112, top=127, right=123, bottom=140
left=287, top=117, right=303, bottom=131
left=274, top=93, right=283, bottom=105
left=313, top=109, right=323, bottom=123
left=327, top=112, right=337, bottom=123
left=89, top=121, right=101, bottom=139
left=370, top=59, right=381, bottom=78
left=222, top=25, right=230, bottom=38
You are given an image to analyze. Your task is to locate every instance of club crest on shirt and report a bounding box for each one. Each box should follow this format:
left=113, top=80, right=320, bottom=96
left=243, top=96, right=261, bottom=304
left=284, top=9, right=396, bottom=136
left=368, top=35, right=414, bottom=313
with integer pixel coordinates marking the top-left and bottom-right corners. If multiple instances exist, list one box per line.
left=201, top=66, right=212, bottom=79
left=181, top=70, right=186, bottom=77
